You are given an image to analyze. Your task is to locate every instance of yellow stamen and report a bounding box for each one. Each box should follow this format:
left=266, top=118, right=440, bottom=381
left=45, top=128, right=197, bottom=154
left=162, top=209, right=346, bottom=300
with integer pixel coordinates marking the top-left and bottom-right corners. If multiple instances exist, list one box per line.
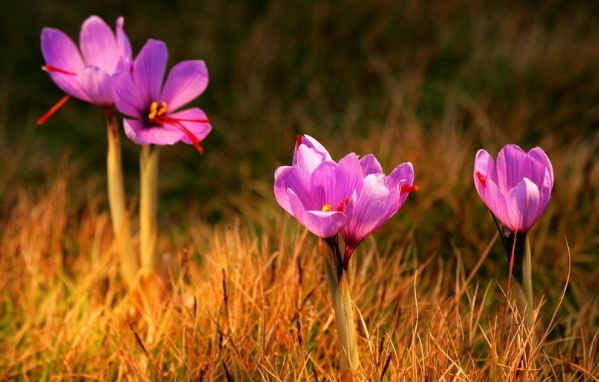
left=148, top=101, right=159, bottom=120
left=148, top=101, right=169, bottom=121
left=322, top=204, right=333, bottom=211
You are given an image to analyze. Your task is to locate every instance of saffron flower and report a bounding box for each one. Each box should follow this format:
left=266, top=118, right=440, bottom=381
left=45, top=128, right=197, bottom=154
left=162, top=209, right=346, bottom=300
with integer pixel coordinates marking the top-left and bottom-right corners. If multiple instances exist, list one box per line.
left=40, top=15, right=131, bottom=123
left=275, top=135, right=417, bottom=244
left=274, top=162, right=356, bottom=239
left=275, top=136, right=357, bottom=238
left=474, top=144, right=554, bottom=234
left=112, top=39, right=211, bottom=153
left=340, top=154, right=416, bottom=265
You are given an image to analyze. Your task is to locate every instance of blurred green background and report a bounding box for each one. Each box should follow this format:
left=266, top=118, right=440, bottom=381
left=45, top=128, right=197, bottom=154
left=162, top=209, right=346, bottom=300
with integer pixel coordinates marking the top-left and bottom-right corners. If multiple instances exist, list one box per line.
left=2, top=0, right=599, bottom=224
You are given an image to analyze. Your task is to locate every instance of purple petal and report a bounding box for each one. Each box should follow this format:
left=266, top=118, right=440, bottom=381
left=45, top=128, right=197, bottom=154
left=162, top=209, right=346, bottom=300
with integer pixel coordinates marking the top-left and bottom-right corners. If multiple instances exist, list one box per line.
left=123, top=118, right=184, bottom=146
left=41, top=28, right=88, bottom=100
left=79, top=16, right=119, bottom=73
left=166, top=108, right=212, bottom=144
left=115, top=17, right=132, bottom=61
left=496, top=144, right=527, bottom=191
left=309, top=161, right=354, bottom=210
left=528, top=147, right=554, bottom=186
left=526, top=147, right=554, bottom=209
left=112, top=71, right=146, bottom=118
left=479, top=179, right=511, bottom=230
left=294, top=144, right=331, bottom=173
left=78, top=66, right=113, bottom=106
left=274, top=166, right=303, bottom=215
left=41, top=27, right=85, bottom=73
left=288, top=190, right=348, bottom=238
left=160, top=60, right=208, bottom=111
left=506, top=178, right=540, bottom=232
left=359, top=154, right=383, bottom=175
left=388, top=162, right=414, bottom=213
left=338, top=153, right=364, bottom=191
left=387, top=162, right=414, bottom=190
left=293, top=135, right=331, bottom=166
left=133, top=39, right=168, bottom=106
left=343, top=174, right=394, bottom=249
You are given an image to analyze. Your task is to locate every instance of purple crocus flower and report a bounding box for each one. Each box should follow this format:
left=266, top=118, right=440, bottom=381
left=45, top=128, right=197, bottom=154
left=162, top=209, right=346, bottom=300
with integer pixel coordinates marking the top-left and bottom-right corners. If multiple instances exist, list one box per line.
left=111, top=39, right=211, bottom=153
left=340, top=154, right=416, bottom=265
left=474, top=144, right=554, bottom=234
left=39, top=15, right=131, bottom=123
left=274, top=137, right=356, bottom=238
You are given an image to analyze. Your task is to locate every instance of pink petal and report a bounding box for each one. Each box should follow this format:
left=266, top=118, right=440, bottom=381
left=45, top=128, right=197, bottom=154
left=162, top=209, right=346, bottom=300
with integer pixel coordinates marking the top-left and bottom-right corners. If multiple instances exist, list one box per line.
left=79, top=16, right=119, bottom=73
left=133, top=39, right=168, bottom=105
left=506, top=178, right=540, bottom=232
left=479, top=179, right=511, bottom=230
left=41, top=27, right=85, bottom=73
left=527, top=147, right=554, bottom=208
left=123, top=118, right=184, bottom=146
left=41, top=28, right=88, bottom=100
left=359, top=154, right=383, bottom=175
left=496, top=144, right=527, bottom=191
left=166, top=108, right=212, bottom=144
left=288, top=190, right=348, bottom=238
left=294, top=144, right=330, bottom=173
left=161, top=60, right=208, bottom=111
left=310, top=161, right=354, bottom=209
left=112, top=71, right=146, bottom=118
left=274, top=166, right=299, bottom=215
left=387, top=162, right=414, bottom=190
left=115, top=17, right=132, bottom=61
left=343, top=174, right=393, bottom=249
left=78, top=66, right=113, bottom=106
left=474, top=149, right=497, bottom=187
left=293, top=135, right=331, bottom=166
left=338, top=153, right=364, bottom=192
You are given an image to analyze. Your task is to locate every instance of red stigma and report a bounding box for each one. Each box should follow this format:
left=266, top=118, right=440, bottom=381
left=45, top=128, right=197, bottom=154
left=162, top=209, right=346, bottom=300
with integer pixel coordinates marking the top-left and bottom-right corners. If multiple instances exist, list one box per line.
left=156, top=115, right=209, bottom=154
left=37, top=95, right=71, bottom=125
left=400, top=184, right=419, bottom=194
left=476, top=171, right=487, bottom=186
left=335, top=197, right=351, bottom=212
left=42, top=65, right=77, bottom=76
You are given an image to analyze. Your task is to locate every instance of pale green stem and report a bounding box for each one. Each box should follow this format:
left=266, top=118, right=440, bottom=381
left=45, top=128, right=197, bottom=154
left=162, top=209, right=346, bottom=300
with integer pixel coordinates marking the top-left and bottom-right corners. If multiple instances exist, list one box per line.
left=140, top=144, right=160, bottom=272
left=323, top=239, right=360, bottom=378
left=512, top=236, right=534, bottom=332
left=106, top=110, right=138, bottom=287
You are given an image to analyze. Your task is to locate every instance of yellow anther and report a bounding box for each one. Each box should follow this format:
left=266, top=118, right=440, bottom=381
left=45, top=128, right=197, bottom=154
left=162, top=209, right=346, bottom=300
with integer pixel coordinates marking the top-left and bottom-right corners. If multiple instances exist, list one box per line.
left=321, top=204, right=333, bottom=211
left=148, top=101, right=168, bottom=121
left=148, top=101, right=159, bottom=120
left=157, top=102, right=168, bottom=116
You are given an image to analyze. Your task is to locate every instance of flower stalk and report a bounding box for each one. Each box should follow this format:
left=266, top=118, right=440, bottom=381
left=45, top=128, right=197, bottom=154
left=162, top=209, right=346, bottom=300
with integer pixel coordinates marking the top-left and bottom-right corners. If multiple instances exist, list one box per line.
left=512, top=235, right=534, bottom=333
left=106, top=109, right=138, bottom=287
left=140, top=144, right=160, bottom=272
left=323, top=237, right=360, bottom=380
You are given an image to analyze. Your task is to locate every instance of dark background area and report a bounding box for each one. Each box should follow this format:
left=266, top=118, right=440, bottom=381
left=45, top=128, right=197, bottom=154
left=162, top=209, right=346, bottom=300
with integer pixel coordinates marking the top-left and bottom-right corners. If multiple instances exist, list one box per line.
left=1, top=0, right=599, bottom=224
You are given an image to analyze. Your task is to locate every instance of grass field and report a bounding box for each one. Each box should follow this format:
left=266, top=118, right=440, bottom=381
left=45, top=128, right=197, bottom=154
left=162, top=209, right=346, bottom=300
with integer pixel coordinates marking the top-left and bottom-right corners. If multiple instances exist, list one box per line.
left=1, top=0, right=598, bottom=380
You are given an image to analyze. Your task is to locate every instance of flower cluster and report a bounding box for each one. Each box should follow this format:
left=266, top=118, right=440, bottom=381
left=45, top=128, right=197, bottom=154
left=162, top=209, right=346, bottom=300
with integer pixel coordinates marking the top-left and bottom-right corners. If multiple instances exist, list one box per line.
left=274, top=135, right=416, bottom=266
left=40, top=15, right=211, bottom=151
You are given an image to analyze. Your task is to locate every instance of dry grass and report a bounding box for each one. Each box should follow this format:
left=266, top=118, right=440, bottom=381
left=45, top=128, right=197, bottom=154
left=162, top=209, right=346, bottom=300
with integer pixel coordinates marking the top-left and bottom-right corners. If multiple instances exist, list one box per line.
left=1, top=0, right=599, bottom=380
left=1, top=115, right=598, bottom=381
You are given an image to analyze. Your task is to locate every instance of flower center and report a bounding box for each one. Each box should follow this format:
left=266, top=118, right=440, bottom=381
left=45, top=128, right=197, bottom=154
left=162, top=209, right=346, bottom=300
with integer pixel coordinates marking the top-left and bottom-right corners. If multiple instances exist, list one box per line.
left=476, top=171, right=487, bottom=186
left=148, top=101, right=168, bottom=122
left=146, top=101, right=210, bottom=154
left=321, top=198, right=350, bottom=212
